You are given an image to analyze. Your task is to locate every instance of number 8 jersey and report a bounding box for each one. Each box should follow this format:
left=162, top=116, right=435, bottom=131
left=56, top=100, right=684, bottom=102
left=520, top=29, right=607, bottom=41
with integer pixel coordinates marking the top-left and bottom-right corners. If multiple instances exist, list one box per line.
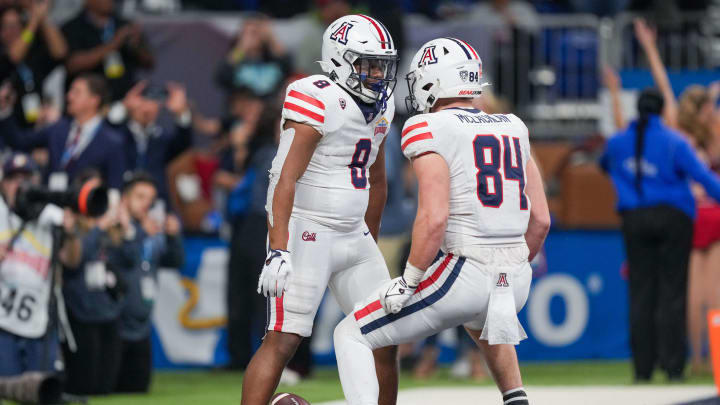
left=401, top=107, right=531, bottom=249
left=267, top=75, right=395, bottom=231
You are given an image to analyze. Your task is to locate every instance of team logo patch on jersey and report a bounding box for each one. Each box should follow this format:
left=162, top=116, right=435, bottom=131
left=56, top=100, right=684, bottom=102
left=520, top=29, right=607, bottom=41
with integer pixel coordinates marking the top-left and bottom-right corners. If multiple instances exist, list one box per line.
left=374, top=117, right=389, bottom=136
left=496, top=273, right=509, bottom=287
left=459, top=70, right=469, bottom=82
left=418, top=45, right=438, bottom=67
left=339, top=98, right=346, bottom=110
left=301, top=231, right=317, bottom=242
left=330, top=22, right=353, bottom=45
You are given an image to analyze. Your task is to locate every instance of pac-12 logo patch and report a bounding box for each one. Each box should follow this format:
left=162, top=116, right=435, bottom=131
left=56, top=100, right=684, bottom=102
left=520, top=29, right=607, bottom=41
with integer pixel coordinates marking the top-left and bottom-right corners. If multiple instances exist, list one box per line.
left=418, top=45, right=438, bottom=67
left=330, top=22, right=353, bottom=45
left=302, top=231, right=316, bottom=241
left=374, top=117, right=388, bottom=136
left=339, top=98, right=346, bottom=109
left=496, top=272, right=509, bottom=287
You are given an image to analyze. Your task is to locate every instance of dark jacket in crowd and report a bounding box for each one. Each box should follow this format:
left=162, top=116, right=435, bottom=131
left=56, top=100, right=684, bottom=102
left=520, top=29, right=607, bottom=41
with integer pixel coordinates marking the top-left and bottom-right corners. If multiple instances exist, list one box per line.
left=0, top=116, right=126, bottom=189
left=114, top=119, right=192, bottom=202
left=62, top=227, right=124, bottom=323
left=117, top=220, right=183, bottom=342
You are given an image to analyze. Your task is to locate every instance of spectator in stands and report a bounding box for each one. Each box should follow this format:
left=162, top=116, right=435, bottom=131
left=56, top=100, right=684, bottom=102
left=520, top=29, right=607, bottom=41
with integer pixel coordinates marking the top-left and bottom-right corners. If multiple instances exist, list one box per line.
left=683, top=83, right=720, bottom=375
left=109, top=80, right=192, bottom=203
left=0, top=73, right=126, bottom=189
left=0, top=0, right=67, bottom=128
left=61, top=170, right=125, bottom=396
left=600, top=87, right=720, bottom=382
left=294, top=0, right=350, bottom=75
left=213, top=103, right=268, bottom=370
left=469, top=0, right=538, bottom=107
left=215, top=13, right=291, bottom=101
left=114, top=171, right=183, bottom=393
left=62, top=0, right=154, bottom=101
left=469, top=0, right=539, bottom=36
left=634, top=17, right=720, bottom=375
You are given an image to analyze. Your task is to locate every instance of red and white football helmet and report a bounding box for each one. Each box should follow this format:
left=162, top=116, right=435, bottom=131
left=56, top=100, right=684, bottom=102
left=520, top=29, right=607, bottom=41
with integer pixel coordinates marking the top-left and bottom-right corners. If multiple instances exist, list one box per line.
left=319, top=15, right=398, bottom=106
left=406, top=37, right=487, bottom=113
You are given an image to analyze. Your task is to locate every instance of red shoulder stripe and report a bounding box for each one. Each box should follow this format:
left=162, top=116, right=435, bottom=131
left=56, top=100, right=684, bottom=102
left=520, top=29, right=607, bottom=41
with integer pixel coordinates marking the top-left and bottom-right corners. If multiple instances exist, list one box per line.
left=401, top=121, right=428, bottom=138
left=284, top=102, right=325, bottom=123
left=401, top=132, right=433, bottom=151
left=288, top=90, right=325, bottom=110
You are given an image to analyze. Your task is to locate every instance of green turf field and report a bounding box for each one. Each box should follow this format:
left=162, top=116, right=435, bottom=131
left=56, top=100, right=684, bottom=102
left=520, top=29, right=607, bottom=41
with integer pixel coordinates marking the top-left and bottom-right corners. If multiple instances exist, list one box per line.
left=86, top=361, right=715, bottom=405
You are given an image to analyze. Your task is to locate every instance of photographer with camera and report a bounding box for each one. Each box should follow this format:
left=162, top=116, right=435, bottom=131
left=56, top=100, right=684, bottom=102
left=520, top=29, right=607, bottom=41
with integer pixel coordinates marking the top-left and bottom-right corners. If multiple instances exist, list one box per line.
left=113, top=171, right=183, bottom=393
left=0, top=73, right=126, bottom=190
left=0, top=153, right=82, bottom=380
left=61, top=169, right=126, bottom=396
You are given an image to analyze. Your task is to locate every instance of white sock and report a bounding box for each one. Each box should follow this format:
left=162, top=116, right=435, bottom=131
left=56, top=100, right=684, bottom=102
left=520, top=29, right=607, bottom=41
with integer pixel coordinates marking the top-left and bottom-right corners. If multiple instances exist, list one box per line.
left=502, top=386, right=529, bottom=404
left=333, top=315, right=379, bottom=405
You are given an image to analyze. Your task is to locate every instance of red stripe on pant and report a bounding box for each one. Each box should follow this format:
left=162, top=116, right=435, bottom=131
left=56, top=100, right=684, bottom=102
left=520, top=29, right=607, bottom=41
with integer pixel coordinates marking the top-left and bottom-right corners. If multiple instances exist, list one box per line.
left=273, top=295, right=284, bottom=331
left=353, top=254, right=454, bottom=321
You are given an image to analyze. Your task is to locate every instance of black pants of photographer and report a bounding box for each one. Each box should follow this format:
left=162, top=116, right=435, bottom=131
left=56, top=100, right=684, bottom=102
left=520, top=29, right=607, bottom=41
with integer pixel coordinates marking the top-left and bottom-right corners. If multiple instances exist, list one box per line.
left=621, top=205, right=692, bottom=381
left=227, top=214, right=267, bottom=370
left=115, top=336, right=152, bottom=393
left=226, top=213, right=313, bottom=376
left=62, top=315, right=121, bottom=395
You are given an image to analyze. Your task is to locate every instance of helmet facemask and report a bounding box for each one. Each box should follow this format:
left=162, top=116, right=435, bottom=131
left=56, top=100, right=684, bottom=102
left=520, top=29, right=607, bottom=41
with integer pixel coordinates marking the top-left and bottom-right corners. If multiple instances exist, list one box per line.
left=343, top=50, right=398, bottom=111
left=405, top=69, right=438, bottom=115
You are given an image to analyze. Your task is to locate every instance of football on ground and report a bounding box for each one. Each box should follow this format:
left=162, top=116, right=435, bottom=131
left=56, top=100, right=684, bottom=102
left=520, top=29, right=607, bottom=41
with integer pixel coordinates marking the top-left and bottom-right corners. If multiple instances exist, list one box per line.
left=271, top=392, right=311, bottom=405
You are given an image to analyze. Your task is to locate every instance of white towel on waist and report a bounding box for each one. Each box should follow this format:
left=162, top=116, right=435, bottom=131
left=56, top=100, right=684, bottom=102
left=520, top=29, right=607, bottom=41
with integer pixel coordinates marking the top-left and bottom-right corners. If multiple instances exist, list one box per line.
left=479, top=267, right=527, bottom=345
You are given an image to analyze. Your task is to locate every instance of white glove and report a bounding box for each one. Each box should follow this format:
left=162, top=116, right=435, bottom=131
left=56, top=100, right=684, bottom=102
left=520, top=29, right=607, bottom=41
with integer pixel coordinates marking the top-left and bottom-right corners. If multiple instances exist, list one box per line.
left=379, top=262, right=426, bottom=314
left=257, top=249, right=292, bottom=297
left=379, top=276, right=416, bottom=314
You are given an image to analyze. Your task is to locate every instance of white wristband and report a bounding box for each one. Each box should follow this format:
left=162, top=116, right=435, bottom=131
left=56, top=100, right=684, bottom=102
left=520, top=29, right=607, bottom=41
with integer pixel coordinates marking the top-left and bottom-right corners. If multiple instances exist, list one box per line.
left=402, top=262, right=425, bottom=287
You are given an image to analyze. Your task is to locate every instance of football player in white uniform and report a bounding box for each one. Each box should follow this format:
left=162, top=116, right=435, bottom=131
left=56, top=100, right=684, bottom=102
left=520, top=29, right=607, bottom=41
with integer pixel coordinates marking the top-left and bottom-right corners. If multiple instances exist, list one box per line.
left=333, top=38, right=551, bottom=405
left=240, top=15, right=399, bottom=405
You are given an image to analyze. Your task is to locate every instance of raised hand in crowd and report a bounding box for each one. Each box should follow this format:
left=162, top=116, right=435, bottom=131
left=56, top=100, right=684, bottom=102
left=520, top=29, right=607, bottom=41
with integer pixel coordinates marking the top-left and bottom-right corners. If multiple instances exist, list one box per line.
left=165, top=82, right=189, bottom=117
left=633, top=17, right=656, bottom=49
left=602, top=64, right=625, bottom=130
left=122, top=79, right=147, bottom=115
left=258, top=17, right=285, bottom=57
left=29, top=0, right=50, bottom=24
left=633, top=18, right=678, bottom=128
left=142, top=215, right=162, bottom=236
left=6, top=0, right=66, bottom=63
left=164, top=214, right=181, bottom=236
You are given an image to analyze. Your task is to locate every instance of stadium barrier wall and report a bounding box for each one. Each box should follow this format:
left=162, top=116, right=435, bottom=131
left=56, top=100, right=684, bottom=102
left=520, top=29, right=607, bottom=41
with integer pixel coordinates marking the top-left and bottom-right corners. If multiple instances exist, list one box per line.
left=149, top=230, right=628, bottom=368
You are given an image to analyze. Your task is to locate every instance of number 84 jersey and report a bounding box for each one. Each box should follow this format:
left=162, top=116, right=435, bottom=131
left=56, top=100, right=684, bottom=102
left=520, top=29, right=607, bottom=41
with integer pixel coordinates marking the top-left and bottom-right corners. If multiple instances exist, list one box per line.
left=401, top=107, right=531, bottom=249
left=267, top=75, right=395, bottom=231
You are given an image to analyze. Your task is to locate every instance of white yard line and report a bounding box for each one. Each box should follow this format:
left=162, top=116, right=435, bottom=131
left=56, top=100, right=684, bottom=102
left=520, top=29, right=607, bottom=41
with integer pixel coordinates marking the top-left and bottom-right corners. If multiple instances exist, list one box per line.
left=318, top=385, right=718, bottom=405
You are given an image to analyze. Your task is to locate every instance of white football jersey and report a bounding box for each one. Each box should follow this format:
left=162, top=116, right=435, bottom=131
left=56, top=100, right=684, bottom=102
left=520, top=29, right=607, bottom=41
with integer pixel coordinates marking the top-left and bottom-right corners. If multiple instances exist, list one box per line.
left=401, top=107, right=531, bottom=249
left=267, top=75, right=395, bottom=231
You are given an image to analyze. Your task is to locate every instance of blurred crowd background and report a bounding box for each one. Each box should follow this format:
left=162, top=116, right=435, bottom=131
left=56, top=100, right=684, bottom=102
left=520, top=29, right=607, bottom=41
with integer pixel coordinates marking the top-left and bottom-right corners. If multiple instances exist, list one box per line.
left=0, top=0, right=719, bottom=396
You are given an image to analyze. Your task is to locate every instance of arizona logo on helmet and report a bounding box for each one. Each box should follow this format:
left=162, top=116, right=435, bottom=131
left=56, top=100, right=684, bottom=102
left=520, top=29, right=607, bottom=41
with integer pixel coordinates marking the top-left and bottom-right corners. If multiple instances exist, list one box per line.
left=418, top=45, right=438, bottom=67
left=330, top=21, right=353, bottom=45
